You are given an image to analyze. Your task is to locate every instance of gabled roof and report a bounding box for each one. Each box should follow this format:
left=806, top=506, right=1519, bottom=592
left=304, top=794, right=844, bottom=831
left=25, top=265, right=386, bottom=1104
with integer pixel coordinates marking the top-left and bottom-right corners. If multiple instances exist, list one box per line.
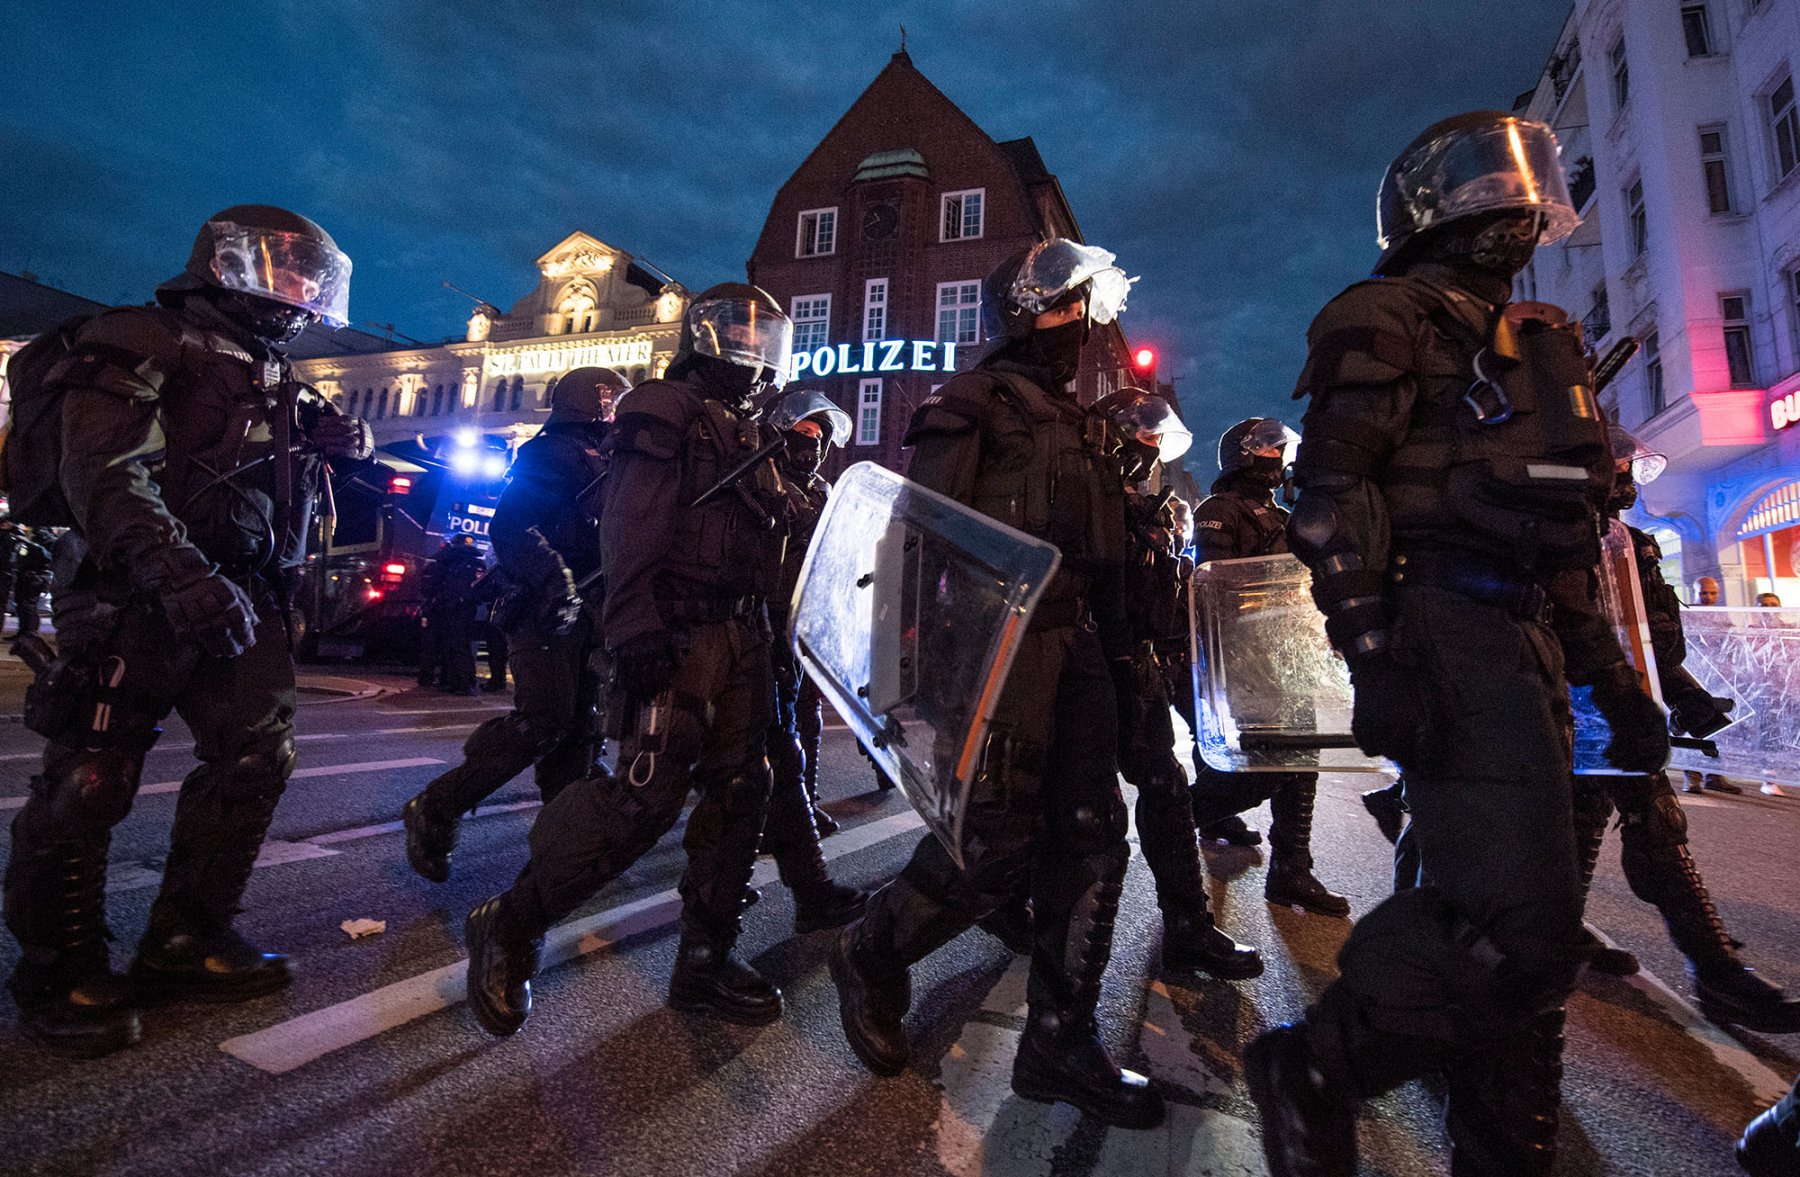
left=0, top=272, right=108, bottom=340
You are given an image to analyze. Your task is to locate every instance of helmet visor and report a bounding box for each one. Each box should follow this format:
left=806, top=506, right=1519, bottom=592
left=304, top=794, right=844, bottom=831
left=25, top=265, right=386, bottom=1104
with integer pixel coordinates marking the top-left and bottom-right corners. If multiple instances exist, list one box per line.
left=1238, top=417, right=1301, bottom=465
left=207, top=221, right=352, bottom=327
left=770, top=388, right=853, bottom=446
left=688, top=297, right=794, bottom=388
left=1379, top=118, right=1580, bottom=250
left=1108, top=389, right=1193, bottom=461
left=1009, top=239, right=1135, bottom=325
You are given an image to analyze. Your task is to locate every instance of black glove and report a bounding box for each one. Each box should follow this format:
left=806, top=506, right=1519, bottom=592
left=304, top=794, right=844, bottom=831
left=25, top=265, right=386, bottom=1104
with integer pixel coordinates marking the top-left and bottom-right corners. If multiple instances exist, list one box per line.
left=312, top=413, right=374, bottom=460
left=1348, top=650, right=1435, bottom=765
left=1668, top=687, right=1735, bottom=740
left=612, top=630, right=678, bottom=698
left=162, top=569, right=259, bottom=658
left=535, top=568, right=582, bottom=636
left=1591, top=665, right=1670, bottom=775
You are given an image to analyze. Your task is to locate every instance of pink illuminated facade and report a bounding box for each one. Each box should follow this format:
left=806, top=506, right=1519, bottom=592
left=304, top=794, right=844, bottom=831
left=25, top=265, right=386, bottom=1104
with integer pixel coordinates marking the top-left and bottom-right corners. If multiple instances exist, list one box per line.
left=1518, top=0, right=1800, bottom=604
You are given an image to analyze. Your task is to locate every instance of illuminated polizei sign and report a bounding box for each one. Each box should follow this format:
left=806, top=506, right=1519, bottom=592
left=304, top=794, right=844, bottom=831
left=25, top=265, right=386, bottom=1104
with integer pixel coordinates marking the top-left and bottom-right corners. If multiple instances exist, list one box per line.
left=790, top=339, right=961, bottom=380
left=1773, top=388, right=1800, bottom=431
left=486, top=337, right=655, bottom=377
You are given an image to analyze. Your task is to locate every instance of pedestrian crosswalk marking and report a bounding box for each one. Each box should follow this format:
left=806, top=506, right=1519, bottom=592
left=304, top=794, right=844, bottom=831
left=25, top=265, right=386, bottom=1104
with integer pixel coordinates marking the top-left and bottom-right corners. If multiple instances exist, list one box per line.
left=218, top=810, right=927, bottom=1074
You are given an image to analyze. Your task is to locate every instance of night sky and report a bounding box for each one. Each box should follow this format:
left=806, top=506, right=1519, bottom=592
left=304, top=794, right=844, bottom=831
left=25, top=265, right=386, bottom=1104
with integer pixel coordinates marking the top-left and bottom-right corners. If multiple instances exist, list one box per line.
left=1, top=1, right=1571, bottom=452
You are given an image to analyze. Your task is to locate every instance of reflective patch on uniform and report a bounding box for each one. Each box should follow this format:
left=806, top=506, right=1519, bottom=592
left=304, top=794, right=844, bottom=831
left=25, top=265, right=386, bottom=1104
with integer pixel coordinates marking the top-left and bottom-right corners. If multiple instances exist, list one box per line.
left=1195, top=519, right=1225, bottom=530
left=1524, top=463, right=1590, bottom=481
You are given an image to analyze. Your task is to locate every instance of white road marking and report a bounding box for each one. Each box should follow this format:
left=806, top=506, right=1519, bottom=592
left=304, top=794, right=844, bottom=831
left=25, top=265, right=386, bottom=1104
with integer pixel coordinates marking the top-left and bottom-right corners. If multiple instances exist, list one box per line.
left=371, top=722, right=482, bottom=735
left=308, top=800, right=542, bottom=847
left=219, top=810, right=926, bottom=1074
left=0, top=756, right=445, bottom=811
left=382, top=705, right=512, bottom=716
left=0, top=732, right=347, bottom=763
left=1587, top=925, right=1792, bottom=1104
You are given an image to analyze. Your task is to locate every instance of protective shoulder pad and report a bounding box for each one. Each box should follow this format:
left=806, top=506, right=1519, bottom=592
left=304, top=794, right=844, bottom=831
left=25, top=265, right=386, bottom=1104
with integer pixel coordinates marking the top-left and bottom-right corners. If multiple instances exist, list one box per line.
left=608, top=379, right=696, bottom=460
left=55, top=306, right=190, bottom=398
left=1190, top=493, right=1244, bottom=534
left=902, top=370, right=994, bottom=443
left=1290, top=279, right=1429, bottom=399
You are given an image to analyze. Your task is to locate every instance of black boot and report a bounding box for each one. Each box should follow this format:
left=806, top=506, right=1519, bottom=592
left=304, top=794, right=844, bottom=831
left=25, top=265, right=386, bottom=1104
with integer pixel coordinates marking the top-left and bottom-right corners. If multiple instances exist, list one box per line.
left=1200, top=813, right=1261, bottom=847
left=5, top=840, right=141, bottom=1058
left=811, top=808, right=840, bottom=837
left=402, top=794, right=459, bottom=884
left=1360, top=781, right=1406, bottom=845
left=1012, top=1010, right=1164, bottom=1129
left=667, top=929, right=782, bottom=1025
left=1644, top=846, right=1800, bottom=1033
left=766, top=774, right=866, bottom=934
left=1244, top=1024, right=1357, bottom=1177
left=1161, top=910, right=1264, bottom=980
left=794, top=882, right=867, bottom=935
left=1267, top=781, right=1350, bottom=917
left=1445, top=1008, right=1565, bottom=1176
left=464, top=894, right=542, bottom=1037
left=1694, top=963, right=1800, bottom=1034
left=1737, top=1076, right=1800, bottom=1176
left=132, top=919, right=291, bottom=1004
left=827, top=921, right=912, bottom=1076
left=1588, top=941, right=1642, bottom=976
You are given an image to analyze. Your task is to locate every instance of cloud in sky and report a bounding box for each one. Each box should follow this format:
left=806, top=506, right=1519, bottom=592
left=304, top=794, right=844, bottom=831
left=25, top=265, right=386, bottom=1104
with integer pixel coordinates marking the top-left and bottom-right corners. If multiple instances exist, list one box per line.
left=0, top=0, right=1570, bottom=448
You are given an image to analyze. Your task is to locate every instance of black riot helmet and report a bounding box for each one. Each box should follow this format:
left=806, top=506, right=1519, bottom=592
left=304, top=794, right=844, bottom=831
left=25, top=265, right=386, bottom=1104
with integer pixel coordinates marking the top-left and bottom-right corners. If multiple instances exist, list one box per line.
left=1094, top=386, right=1193, bottom=482
left=548, top=366, right=631, bottom=426
left=1606, top=422, right=1668, bottom=514
left=1217, top=417, right=1300, bottom=489
left=1374, top=113, right=1580, bottom=277
left=157, top=205, right=352, bottom=343
left=770, top=388, right=853, bottom=475
left=665, top=282, right=793, bottom=411
left=980, top=238, right=1134, bottom=341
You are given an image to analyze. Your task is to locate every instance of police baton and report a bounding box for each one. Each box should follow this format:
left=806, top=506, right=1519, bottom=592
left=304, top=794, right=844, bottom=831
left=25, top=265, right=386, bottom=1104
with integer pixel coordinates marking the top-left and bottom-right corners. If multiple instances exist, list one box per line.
left=690, top=434, right=787, bottom=509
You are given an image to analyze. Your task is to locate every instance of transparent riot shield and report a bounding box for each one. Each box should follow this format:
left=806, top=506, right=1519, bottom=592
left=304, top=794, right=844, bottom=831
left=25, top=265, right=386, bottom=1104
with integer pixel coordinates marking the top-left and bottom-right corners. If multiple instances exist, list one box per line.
left=1571, top=519, right=1666, bottom=774
left=789, top=462, right=1060, bottom=867
left=1188, top=553, right=1384, bottom=773
left=1667, top=606, right=1800, bottom=784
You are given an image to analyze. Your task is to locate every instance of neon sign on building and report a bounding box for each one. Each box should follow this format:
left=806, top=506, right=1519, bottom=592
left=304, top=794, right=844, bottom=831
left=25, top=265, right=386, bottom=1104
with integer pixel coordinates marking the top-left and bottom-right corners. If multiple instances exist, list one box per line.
left=790, top=340, right=961, bottom=380
left=1773, top=388, right=1800, bottom=432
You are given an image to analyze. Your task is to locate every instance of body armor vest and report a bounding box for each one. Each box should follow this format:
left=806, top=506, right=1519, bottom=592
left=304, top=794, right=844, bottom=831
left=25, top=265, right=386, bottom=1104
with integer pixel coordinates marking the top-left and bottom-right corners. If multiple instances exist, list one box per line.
left=964, top=369, right=1128, bottom=598
left=1376, top=277, right=1611, bottom=567
left=657, top=390, right=787, bottom=602
left=509, top=428, right=609, bottom=582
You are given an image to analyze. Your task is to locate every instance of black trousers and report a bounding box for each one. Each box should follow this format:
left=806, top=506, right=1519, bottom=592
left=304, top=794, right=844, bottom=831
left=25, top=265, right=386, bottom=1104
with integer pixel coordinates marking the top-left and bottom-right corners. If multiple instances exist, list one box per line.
left=857, top=623, right=1130, bottom=1020
left=508, top=618, right=773, bottom=944
left=5, top=578, right=297, bottom=956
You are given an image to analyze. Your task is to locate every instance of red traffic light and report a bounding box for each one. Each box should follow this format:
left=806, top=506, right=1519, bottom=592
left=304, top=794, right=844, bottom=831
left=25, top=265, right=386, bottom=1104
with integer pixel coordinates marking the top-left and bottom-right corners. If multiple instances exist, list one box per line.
left=389, top=476, right=413, bottom=493
left=1133, top=347, right=1156, bottom=370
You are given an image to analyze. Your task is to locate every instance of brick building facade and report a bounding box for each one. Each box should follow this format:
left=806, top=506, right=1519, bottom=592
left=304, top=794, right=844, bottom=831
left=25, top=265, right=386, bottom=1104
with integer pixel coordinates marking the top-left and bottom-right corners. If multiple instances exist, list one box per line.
left=746, top=50, right=1145, bottom=477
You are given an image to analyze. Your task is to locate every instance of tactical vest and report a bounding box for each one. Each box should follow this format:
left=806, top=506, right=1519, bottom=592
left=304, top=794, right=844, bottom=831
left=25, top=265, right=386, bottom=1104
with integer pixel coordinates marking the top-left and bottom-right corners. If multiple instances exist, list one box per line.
left=510, top=427, right=608, bottom=581
left=657, top=390, right=787, bottom=602
left=1376, top=277, right=1612, bottom=567
left=964, top=370, right=1128, bottom=595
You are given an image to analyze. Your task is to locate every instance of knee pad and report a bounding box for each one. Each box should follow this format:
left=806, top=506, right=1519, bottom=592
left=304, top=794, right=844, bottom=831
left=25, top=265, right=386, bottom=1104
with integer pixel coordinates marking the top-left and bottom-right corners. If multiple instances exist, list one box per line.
left=1618, top=783, right=1688, bottom=851
left=1055, top=790, right=1129, bottom=858
left=467, top=712, right=558, bottom=760
left=230, top=727, right=297, bottom=789
left=717, top=765, right=773, bottom=821
left=1570, top=777, right=1615, bottom=839
left=41, top=750, right=143, bottom=830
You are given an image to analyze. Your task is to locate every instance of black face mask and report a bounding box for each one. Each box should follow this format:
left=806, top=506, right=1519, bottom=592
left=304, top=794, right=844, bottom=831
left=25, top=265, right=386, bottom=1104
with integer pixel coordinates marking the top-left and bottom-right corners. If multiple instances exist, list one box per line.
left=1422, top=212, right=1541, bottom=279
left=210, top=290, right=314, bottom=345
left=784, top=433, right=823, bottom=475
left=1243, top=453, right=1286, bottom=488
left=693, top=355, right=763, bottom=413
left=1024, top=318, right=1088, bottom=382
left=1609, top=469, right=1639, bottom=514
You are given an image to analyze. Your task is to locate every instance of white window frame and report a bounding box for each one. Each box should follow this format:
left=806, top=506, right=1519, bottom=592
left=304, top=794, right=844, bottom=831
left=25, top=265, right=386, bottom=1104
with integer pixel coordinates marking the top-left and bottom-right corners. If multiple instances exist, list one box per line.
left=1643, top=328, right=1666, bottom=416
left=856, top=378, right=882, bottom=446
left=791, top=293, right=831, bottom=353
left=1681, top=3, right=1713, bottom=58
left=1699, top=125, right=1734, bottom=215
left=1787, top=266, right=1800, bottom=359
left=795, top=207, right=837, bottom=258
left=1770, top=73, right=1799, bottom=183
left=1611, top=35, right=1630, bottom=113
left=1721, top=292, right=1756, bottom=388
left=863, top=278, right=888, bottom=342
left=1625, top=179, right=1647, bottom=258
left=936, top=279, right=982, bottom=344
left=940, top=189, right=986, bottom=242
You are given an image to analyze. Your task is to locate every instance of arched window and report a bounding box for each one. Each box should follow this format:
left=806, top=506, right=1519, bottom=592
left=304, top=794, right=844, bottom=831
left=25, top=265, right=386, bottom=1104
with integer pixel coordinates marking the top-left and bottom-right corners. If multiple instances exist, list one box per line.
left=376, top=387, right=389, bottom=419
left=432, top=384, right=445, bottom=416
left=491, top=379, right=507, bottom=411
left=557, top=283, right=598, bottom=334
left=510, top=376, right=525, bottom=410
left=345, top=389, right=359, bottom=416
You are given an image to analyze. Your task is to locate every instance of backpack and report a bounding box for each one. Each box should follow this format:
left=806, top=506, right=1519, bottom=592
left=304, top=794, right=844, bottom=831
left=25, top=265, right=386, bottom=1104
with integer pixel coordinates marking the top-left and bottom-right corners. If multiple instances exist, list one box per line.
left=0, top=315, right=94, bottom=527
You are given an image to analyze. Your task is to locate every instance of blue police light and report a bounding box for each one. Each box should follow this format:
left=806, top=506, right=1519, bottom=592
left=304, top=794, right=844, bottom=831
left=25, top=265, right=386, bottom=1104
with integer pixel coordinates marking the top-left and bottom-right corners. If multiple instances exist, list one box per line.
left=481, top=454, right=508, bottom=480
left=449, top=449, right=482, bottom=477
left=453, top=427, right=480, bottom=449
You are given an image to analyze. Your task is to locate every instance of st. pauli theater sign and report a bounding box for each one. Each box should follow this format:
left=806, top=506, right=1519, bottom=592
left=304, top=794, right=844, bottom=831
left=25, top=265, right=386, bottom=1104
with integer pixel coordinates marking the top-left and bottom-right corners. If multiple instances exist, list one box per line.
left=790, top=339, right=964, bottom=381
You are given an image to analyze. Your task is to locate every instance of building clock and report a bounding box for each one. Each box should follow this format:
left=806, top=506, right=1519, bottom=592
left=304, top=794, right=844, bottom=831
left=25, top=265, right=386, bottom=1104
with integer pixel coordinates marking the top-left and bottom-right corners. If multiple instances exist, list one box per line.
left=862, top=204, right=899, bottom=240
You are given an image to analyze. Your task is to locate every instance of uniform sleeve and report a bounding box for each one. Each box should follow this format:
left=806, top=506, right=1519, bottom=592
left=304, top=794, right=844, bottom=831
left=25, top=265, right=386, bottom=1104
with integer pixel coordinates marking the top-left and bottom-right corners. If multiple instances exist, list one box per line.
left=1285, top=283, right=1422, bottom=663
left=902, top=372, right=996, bottom=505
left=1544, top=564, right=1635, bottom=686
left=599, top=383, right=690, bottom=647
left=52, top=309, right=203, bottom=581
left=490, top=442, right=574, bottom=591
left=1190, top=496, right=1244, bottom=564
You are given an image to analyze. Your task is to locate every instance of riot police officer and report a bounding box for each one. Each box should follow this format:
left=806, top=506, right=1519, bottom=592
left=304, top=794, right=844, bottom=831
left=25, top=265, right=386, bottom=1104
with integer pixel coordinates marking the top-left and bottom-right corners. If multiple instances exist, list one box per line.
left=1102, top=389, right=1265, bottom=979
left=828, top=240, right=1164, bottom=1128
left=3, top=205, right=372, bottom=1056
left=1188, top=418, right=1349, bottom=917
left=420, top=535, right=486, bottom=694
left=10, top=527, right=53, bottom=636
left=755, top=388, right=865, bottom=930
left=1571, top=426, right=1800, bottom=1030
left=461, top=285, right=793, bottom=1034
left=1245, top=116, right=1668, bottom=1176
left=402, top=367, right=624, bottom=883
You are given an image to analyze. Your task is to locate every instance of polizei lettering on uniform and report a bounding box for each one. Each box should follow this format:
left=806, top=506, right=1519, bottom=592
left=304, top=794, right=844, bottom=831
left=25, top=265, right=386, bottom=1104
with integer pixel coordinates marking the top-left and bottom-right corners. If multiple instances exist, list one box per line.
left=790, top=340, right=958, bottom=380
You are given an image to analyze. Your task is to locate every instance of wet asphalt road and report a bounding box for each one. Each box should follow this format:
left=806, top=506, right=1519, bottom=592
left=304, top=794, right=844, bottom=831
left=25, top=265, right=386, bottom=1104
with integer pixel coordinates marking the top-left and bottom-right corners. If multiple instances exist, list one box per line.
left=0, top=660, right=1793, bottom=1177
